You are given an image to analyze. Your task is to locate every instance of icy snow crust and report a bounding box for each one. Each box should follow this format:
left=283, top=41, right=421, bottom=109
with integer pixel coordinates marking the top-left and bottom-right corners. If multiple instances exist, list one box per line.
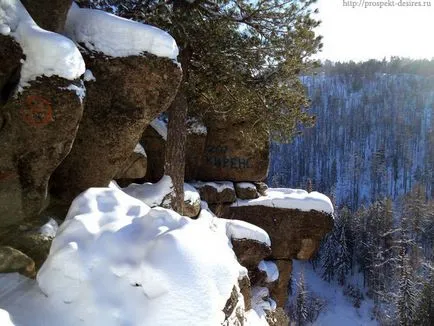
left=232, top=188, right=334, bottom=214
left=0, top=186, right=245, bottom=326
left=65, top=3, right=178, bottom=60
left=0, top=0, right=85, bottom=89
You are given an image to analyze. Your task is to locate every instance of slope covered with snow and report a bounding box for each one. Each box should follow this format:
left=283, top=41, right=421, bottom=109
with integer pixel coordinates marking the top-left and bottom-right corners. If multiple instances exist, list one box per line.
left=290, top=261, right=378, bottom=326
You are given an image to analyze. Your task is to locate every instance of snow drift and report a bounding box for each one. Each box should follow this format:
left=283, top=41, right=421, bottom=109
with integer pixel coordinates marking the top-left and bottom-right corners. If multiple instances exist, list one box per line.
left=0, top=185, right=260, bottom=326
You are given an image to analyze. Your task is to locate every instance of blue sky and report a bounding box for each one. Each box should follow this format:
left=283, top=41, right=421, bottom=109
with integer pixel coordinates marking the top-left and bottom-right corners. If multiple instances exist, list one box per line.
left=314, top=0, right=434, bottom=61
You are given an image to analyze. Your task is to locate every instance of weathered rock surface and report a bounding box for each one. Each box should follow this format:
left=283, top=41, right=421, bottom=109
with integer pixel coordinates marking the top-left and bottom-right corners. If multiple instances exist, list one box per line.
left=193, top=119, right=269, bottom=182
left=269, top=259, right=293, bottom=308
left=0, top=36, right=22, bottom=104
left=238, top=275, right=251, bottom=311
left=0, top=218, right=56, bottom=272
left=193, top=182, right=236, bottom=204
left=266, top=308, right=290, bottom=326
left=235, top=182, right=259, bottom=200
left=254, top=182, right=268, bottom=197
left=115, top=144, right=147, bottom=180
left=224, top=205, right=332, bottom=309
left=231, top=239, right=271, bottom=269
left=224, top=206, right=333, bottom=260
left=0, top=76, right=83, bottom=227
left=140, top=125, right=166, bottom=183
left=51, top=52, right=182, bottom=203
left=0, top=246, right=36, bottom=278
left=21, top=0, right=73, bottom=33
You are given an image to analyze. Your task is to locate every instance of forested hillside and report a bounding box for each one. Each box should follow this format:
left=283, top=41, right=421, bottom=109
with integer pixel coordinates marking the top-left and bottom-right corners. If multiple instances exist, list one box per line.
left=270, top=60, right=434, bottom=325
left=269, top=59, right=434, bottom=209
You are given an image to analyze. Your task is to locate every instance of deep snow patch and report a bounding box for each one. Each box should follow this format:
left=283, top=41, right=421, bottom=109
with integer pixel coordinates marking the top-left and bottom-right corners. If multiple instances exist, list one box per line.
left=0, top=185, right=246, bottom=326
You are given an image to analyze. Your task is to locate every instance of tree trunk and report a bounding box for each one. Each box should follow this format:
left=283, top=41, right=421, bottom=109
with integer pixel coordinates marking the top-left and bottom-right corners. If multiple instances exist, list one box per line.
left=165, top=88, right=188, bottom=214
left=21, top=0, right=73, bottom=33
left=164, top=0, right=192, bottom=215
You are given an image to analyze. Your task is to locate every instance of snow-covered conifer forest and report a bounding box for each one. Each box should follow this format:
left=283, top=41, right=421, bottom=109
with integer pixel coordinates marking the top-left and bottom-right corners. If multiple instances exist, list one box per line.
left=271, top=59, right=434, bottom=325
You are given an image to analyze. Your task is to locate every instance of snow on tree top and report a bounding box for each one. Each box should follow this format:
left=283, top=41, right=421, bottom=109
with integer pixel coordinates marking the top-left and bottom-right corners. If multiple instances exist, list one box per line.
left=0, top=0, right=85, bottom=89
left=65, top=3, right=179, bottom=60
left=232, top=188, right=334, bottom=215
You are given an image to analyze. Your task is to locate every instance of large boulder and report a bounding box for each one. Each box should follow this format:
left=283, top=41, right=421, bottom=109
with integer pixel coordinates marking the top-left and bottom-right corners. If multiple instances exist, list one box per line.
left=190, top=118, right=269, bottom=182
left=0, top=76, right=84, bottom=227
left=224, top=206, right=333, bottom=260
left=51, top=52, right=182, bottom=203
left=222, top=189, right=333, bottom=309
left=231, top=239, right=271, bottom=269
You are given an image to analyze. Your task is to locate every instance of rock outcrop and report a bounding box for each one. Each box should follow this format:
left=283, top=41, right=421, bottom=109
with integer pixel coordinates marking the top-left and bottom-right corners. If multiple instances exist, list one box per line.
left=231, top=239, right=272, bottom=269
left=222, top=205, right=333, bottom=307
left=0, top=76, right=84, bottom=227
left=187, top=118, right=269, bottom=182
left=50, top=52, right=182, bottom=204
left=227, top=206, right=333, bottom=260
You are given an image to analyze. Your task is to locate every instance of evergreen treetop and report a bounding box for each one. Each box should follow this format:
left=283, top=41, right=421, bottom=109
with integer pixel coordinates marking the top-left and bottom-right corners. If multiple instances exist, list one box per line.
left=79, top=0, right=322, bottom=141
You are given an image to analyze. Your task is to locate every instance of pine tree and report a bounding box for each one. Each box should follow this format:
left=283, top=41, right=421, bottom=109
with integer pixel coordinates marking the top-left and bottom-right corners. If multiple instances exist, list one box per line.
left=414, top=269, right=434, bottom=326
left=321, top=233, right=336, bottom=282
left=395, top=247, right=418, bottom=326
left=79, top=0, right=322, bottom=141
left=335, top=223, right=350, bottom=285
left=295, top=270, right=309, bottom=326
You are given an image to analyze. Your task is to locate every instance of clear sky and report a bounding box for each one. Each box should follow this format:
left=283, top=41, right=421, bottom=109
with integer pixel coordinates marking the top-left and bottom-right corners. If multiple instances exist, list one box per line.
left=314, top=0, right=434, bottom=62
